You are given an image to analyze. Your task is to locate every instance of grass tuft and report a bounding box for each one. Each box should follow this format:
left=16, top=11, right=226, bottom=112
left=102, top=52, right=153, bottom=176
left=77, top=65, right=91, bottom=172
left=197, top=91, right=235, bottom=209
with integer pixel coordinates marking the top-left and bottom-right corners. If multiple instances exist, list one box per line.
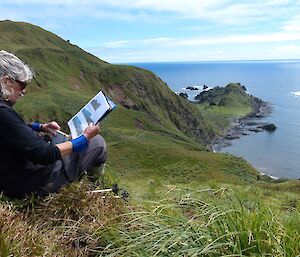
left=96, top=187, right=300, bottom=256
left=0, top=180, right=127, bottom=256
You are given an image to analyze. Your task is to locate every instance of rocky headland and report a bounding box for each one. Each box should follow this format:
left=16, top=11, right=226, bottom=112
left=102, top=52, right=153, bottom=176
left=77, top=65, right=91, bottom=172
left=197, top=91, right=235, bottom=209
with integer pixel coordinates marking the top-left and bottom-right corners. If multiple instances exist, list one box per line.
left=192, top=82, right=276, bottom=152
left=212, top=102, right=275, bottom=151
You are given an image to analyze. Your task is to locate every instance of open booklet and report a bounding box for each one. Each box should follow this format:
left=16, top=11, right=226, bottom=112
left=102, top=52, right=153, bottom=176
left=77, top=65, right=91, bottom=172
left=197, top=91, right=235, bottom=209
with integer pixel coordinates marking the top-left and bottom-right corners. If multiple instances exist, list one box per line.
left=48, top=91, right=115, bottom=144
left=51, top=91, right=115, bottom=143
left=65, top=91, right=116, bottom=139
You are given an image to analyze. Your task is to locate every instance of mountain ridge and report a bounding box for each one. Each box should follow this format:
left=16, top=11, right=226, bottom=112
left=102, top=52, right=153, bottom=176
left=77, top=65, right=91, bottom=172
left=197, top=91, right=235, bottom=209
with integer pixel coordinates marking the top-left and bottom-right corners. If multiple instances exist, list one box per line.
left=0, top=20, right=217, bottom=145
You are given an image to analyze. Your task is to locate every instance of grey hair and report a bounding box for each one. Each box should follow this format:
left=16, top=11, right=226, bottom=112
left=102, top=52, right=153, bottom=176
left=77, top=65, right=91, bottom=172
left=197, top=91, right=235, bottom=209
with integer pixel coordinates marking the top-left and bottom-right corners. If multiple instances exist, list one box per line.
left=0, top=50, right=33, bottom=100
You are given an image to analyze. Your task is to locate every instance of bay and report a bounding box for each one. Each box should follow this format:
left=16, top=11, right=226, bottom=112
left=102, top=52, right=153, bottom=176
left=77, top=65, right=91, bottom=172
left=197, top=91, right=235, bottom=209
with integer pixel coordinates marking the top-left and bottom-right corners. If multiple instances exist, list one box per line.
left=129, top=61, right=300, bottom=179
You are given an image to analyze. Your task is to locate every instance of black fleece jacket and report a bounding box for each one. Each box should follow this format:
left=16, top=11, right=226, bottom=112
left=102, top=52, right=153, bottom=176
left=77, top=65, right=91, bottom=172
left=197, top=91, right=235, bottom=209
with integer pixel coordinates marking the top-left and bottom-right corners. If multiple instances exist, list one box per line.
left=0, top=100, right=61, bottom=198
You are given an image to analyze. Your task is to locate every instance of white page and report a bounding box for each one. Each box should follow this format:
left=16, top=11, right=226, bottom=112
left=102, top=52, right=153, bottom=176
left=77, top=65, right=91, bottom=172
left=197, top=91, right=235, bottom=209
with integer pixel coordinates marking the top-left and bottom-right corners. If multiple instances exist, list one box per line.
left=67, top=91, right=110, bottom=138
left=106, top=96, right=117, bottom=110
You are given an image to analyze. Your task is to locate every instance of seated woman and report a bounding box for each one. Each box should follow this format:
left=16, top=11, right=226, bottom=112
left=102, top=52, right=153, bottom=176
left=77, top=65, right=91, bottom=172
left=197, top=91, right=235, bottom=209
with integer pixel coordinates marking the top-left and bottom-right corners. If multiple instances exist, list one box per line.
left=0, top=50, right=107, bottom=198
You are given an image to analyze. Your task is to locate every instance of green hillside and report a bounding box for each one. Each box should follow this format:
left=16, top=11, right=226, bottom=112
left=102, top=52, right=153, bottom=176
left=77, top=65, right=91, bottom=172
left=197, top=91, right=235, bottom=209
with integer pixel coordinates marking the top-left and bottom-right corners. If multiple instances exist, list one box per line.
left=0, top=20, right=214, bottom=144
left=0, top=20, right=259, bottom=187
left=0, top=20, right=299, bottom=256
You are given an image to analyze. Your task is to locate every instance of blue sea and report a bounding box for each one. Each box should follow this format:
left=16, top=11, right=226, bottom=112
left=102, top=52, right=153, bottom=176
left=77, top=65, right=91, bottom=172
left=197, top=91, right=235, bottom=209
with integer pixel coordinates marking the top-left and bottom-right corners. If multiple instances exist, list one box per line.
left=129, top=61, right=300, bottom=179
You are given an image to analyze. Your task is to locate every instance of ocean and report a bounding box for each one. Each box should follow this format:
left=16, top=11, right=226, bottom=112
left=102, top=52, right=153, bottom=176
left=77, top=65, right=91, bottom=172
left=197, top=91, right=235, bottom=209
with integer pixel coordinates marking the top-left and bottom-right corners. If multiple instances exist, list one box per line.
left=129, top=61, right=300, bottom=179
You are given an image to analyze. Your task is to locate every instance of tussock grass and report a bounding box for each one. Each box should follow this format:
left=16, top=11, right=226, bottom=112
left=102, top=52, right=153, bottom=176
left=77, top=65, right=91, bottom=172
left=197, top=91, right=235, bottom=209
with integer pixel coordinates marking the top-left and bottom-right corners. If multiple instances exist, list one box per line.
left=97, top=187, right=300, bottom=256
left=0, top=203, right=45, bottom=257
left=0, top=182, right=299, bottom=256
left=0, top=181, right=127, bottom=256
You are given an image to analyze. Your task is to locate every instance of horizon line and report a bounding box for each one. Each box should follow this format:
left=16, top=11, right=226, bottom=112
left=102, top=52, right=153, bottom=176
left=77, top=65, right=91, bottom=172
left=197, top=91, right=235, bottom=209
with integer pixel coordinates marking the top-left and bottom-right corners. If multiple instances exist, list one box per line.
left=114, top=58, right=300, bottom=65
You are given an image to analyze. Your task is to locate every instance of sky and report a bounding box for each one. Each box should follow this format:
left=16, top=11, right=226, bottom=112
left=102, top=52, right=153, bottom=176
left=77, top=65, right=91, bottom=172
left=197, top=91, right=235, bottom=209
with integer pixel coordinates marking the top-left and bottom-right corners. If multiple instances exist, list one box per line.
left=1, top=0, right=300, bottom=63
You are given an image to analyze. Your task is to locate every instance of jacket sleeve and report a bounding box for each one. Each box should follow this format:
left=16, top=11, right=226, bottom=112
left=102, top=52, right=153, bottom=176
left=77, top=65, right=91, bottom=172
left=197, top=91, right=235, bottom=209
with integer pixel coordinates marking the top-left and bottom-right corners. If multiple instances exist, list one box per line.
left=0, top=107, right=61, bottom=164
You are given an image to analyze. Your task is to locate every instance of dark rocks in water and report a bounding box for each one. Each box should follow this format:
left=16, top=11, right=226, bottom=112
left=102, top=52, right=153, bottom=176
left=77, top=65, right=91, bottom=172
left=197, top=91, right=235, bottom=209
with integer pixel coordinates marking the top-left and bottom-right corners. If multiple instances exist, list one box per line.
left=212, top=100, right=276, bottom=151
left=258, top=123, right=277, bottom=132
left=179, top=92, right=188, bottom=99
left=203, top=85, right=208, bottom=90
left=249, top=128, right=264, bottom=133
left=242, top=132, right=250, bottom=136
left=244, top=121, right=259, bottom=126
left=186, top=86, right=198, bottom=90
left=225, top=134, right=240, bottom=140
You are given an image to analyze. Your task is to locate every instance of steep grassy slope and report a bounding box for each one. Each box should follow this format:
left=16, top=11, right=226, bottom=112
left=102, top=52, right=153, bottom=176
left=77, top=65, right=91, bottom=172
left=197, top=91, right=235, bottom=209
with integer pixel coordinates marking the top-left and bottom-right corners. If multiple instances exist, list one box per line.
left=0, top=20, right=260, bottom=187
left=0, top=20, right=214, bottom=145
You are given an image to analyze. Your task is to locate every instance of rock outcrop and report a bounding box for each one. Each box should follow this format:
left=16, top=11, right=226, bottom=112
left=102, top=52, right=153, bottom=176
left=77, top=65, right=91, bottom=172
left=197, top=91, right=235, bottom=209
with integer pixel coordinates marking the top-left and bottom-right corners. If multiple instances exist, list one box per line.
left=258, top=123, right=277, bottom=132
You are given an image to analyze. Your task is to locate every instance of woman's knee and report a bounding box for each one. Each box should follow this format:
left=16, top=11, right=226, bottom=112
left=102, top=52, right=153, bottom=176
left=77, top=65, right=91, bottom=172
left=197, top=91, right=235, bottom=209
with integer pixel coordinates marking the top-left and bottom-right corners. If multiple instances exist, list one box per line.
left=88, top=135, right=107, bottom=165
left=93, top=135, right=106, bottom=149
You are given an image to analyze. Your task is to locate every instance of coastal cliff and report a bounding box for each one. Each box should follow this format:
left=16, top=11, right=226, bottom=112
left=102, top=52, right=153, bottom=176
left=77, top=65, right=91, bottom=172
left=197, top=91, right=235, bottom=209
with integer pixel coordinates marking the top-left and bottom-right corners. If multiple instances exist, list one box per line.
left=0, top=20, right=263, bottom=186
left=0, top=20, right=299, bottom=257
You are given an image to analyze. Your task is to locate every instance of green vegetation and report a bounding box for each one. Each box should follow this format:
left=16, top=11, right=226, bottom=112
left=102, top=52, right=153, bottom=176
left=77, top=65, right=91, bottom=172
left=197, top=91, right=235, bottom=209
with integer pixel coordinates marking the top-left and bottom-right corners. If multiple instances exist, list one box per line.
left=100, top=187, right=300, bottom=256
left=0, top=20, right=261, bottom=190
left=195, top=83, right=262, bottom=136
left=0, top=181, right=126, bottom=256
left=0, top=20, right=299, bottom=256
left=1, top=20, right=215, bottom=145
left=1, top=181, right=299, bottom=256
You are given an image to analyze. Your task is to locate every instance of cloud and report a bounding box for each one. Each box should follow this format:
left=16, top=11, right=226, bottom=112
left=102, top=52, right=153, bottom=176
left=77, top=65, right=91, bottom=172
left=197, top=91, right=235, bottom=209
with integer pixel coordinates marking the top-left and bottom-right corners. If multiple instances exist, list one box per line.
left=101, top=37, right=172, bottom=49
left=282, top=15, right=300, bottom=32
left=101, top=31, right=300, bottom=50
left=141, top=37, right=171, bottom=44
left=2, top=0, right=300, bottom=62
left=274, top=44, right=300, bottom=56
left=3, top=0, right=300, bottom=25
left=174, top=32, right=300, bottom=46
left=89, top=29, right=300, bottom=62
left=102, top=40, right=130, bottom=48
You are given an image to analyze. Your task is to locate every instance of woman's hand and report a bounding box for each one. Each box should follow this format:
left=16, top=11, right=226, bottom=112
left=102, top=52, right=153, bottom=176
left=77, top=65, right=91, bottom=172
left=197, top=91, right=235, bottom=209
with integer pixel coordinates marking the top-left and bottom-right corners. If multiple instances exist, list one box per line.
left=56, top=123, right=100, bottom=157
left=83, top=123, right=100, bottom=140
left=42, top=121, right=61, bottom=135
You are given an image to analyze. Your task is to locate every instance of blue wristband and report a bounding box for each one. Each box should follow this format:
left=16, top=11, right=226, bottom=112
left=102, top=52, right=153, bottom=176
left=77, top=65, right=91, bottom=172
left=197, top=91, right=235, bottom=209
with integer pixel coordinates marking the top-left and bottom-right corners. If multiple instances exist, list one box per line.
left=71, top=134, right=88, bottom=152
left=31, top=122, right=42, bottom=132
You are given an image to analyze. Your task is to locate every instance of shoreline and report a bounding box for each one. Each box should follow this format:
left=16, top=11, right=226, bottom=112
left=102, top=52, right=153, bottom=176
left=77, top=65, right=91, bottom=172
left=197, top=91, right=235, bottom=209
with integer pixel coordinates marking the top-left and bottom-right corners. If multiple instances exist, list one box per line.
left=210, top=101, right=273, bottom=152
